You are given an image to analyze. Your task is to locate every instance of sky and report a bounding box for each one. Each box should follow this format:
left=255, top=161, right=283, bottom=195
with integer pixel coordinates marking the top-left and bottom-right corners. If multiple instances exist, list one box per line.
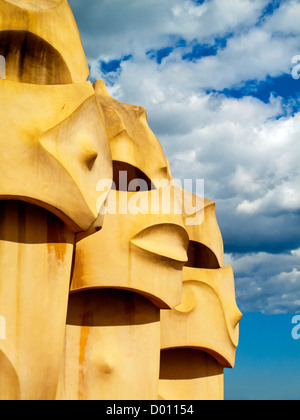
left=68, top=0, right=300, bottom=400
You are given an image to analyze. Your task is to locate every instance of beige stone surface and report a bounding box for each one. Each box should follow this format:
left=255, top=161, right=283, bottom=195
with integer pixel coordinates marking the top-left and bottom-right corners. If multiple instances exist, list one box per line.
left=60, top=88, right=189, bottom=400
left=58, top=290, right=160, bottom=400
left=0, top=201, right=74, bottom=400
left=159, top=349, right=224, bottom=401
left=0, top=80, right=112, bottom=233
left=161, top=266, right=242, bottom=368
left=71, top=188, right=188, bottom=309
left=0, top=1, right=112, bottom=400
left=0, top=0, right=89, bottom=84
left=94, top=79, right=170, bottom=185
left=159, top=186, right=242, bottom=399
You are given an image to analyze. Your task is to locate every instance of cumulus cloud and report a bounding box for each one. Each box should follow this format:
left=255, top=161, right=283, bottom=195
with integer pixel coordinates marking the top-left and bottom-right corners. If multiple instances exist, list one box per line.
left=69, top=0, right=268, bottom=61
left=68, top=0, right=300, bottom=314
left=225, top=249, right=300, bottom=314
left=264, top=0, right=300, bottom=35
left=69, top=0, right=299, bottom=92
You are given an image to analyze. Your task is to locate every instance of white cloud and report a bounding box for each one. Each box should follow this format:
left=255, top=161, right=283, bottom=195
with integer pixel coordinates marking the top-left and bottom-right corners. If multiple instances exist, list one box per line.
left=168, top=0, right=267, bottom=40
left=238, top=182, right=300, bottom=215
left=196, top=28, right=298, bottom=89
left=153, top=94, right=299, bottom=203
left=291, top=248, right=300, bottom=257
left=69, top=0, right=269, bottom=60
left=69, top=0, right=300, bottom=94
left=228, top=250, right=300, bottom=314
left=265, top=0, right=300, bottom=35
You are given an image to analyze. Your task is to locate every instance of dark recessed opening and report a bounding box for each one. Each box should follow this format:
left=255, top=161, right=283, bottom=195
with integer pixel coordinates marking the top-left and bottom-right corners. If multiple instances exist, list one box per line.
left=160, top=348, right=224, bottom=380
left=112, top=161, right=155, bottom=192
left=67, top=289, right=160, bottom=327
left=186, top=241, right=220, bottom=269
left=0, top=30, right=72, bottom=84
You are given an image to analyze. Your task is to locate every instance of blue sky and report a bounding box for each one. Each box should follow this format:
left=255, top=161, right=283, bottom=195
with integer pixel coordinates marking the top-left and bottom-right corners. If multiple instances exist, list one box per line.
left=68, top=0, right=300, bottom=400
left=225, top=313, right=300, bottom=400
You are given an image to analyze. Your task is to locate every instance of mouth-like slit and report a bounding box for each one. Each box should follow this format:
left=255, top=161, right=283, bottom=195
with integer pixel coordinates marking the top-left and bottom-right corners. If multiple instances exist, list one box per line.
left=0, top=30, right=72, bottom=84
left=160, top=348, right=226, bottom=380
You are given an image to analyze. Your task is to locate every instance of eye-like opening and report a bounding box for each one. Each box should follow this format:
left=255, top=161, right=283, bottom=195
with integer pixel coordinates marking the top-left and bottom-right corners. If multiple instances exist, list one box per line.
left=0, top=30, right=72, bottom=84
left=112, top=161, right=156, bottom=192
left=185, top=241, right=220, bottom=269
